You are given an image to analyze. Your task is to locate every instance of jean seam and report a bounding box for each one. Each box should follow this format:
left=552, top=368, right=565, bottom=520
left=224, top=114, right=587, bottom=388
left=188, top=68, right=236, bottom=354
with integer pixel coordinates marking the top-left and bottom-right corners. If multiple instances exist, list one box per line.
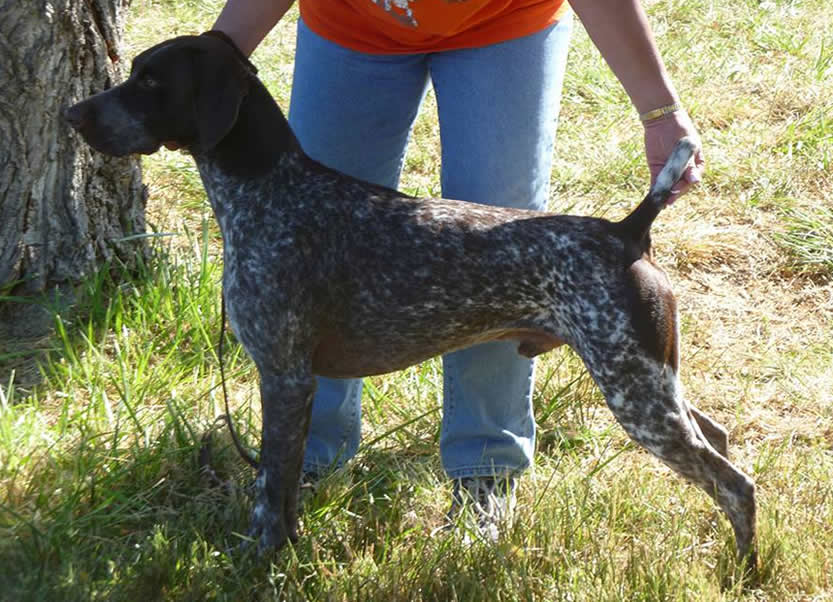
left=445, top=463, right=529, bottom=480
left=442, top=352, right=457, bottom=434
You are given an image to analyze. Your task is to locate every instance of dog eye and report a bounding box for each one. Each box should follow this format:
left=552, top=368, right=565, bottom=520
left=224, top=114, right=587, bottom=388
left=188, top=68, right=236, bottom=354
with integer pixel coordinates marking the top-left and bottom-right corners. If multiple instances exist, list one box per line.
left=138, top=75, right=161, bottom=90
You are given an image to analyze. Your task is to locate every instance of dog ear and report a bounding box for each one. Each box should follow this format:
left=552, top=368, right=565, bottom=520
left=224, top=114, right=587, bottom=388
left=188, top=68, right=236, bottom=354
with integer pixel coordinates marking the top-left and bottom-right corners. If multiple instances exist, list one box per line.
left=191, top=48, right=251, bottom=152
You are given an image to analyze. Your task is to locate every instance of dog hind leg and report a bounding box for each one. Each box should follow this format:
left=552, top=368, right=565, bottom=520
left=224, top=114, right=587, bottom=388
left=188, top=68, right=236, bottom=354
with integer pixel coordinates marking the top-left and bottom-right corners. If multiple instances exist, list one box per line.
left=581, top=347, right=757, bottom=567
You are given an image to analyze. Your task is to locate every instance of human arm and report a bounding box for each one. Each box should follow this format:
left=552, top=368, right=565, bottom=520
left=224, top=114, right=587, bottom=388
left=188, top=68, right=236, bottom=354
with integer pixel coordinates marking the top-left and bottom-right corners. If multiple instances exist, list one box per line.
left=212, top=0, right=296, bottom=56
left=568, top=0, right=704, bottom=201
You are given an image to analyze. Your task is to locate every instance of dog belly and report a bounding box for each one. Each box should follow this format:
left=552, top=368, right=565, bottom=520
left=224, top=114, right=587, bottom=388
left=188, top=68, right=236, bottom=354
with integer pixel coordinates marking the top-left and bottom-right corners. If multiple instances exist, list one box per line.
left=310, top=328, right=565, bottom=378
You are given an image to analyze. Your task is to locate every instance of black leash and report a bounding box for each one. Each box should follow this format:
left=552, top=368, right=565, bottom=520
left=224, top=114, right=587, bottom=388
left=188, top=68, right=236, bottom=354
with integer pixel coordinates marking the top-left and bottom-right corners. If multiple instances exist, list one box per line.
left=200, top=28, right=261, bottom=469
left=219, top=294, right=259, bottom=469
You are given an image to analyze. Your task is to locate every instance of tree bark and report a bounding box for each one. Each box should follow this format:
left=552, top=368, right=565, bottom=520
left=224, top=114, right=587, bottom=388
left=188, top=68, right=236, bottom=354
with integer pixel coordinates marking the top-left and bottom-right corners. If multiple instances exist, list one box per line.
left=0, top=0, right=145, bottom=344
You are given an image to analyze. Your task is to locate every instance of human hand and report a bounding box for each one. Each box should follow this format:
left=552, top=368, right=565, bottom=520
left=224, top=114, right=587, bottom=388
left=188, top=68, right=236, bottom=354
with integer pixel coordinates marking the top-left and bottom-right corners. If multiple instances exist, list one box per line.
left=643, top=110, right=704, bottom=204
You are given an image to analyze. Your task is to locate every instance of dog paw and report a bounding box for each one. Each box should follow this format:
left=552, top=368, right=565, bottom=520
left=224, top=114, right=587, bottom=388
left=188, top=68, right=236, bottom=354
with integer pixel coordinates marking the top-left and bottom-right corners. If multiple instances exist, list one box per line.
left=245, top=468, right=299, bottom=555
left=247, top=506, right=289, bottom=555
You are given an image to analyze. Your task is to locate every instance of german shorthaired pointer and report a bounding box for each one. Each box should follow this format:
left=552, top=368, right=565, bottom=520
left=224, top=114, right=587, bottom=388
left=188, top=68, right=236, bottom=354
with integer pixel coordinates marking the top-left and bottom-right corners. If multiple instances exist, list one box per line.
left=65, top=34, right=757, bottom=570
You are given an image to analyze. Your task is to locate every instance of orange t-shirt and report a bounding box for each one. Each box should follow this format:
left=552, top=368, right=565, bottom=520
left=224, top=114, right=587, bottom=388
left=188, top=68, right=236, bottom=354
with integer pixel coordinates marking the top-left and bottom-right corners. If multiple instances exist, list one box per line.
left=299, top=0, right=570, bottom=55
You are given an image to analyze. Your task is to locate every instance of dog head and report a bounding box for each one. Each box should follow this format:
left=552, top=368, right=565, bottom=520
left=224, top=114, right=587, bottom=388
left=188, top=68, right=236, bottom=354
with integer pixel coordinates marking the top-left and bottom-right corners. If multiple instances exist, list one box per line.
left=65, top=35, right=252, bottom=156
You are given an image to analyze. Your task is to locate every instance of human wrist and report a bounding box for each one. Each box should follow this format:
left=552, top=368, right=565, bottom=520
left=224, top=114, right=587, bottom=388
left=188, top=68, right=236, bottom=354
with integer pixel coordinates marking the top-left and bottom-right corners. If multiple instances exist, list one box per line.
left=201, top=30, right=259, bottom=73
left=212, top=0, right=294, bottom=56
left=641, top=107, right=695, bottom=138
left=639, top=102, right=683, bottom=123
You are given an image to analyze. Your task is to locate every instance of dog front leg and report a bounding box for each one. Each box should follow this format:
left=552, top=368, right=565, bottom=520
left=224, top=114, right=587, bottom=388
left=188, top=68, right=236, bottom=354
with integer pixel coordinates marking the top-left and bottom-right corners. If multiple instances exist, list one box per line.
left=248, top=367, right=315, bottom=554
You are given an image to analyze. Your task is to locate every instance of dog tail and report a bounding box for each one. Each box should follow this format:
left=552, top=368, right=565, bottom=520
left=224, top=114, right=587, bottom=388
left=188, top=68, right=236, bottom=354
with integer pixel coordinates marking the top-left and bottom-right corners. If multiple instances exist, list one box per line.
left=616, top=137, right=697, bottom=247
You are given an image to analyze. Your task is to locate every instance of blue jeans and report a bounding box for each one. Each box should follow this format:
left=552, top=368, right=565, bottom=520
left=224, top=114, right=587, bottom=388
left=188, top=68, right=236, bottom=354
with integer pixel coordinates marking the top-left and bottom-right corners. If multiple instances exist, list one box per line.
left=289, top=15, right=572, bottom=479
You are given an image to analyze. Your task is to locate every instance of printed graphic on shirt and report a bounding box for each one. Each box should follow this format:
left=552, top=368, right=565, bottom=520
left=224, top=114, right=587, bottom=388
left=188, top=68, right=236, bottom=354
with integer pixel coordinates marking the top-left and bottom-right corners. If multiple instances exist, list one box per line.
left=370, top=0, right=475, bottom=29
left=372, top=0, right=419, bottom=28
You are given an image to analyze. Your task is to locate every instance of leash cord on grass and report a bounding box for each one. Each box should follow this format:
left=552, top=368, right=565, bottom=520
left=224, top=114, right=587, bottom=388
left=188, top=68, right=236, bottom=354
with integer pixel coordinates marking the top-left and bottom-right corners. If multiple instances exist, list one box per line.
left=220, top=294, right=260, bottom=469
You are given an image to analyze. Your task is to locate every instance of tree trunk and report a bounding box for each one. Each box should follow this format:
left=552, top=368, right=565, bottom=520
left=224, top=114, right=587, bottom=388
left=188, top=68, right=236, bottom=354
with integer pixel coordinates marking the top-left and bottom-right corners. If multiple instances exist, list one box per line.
left=0, top=0, right=145, bottom=348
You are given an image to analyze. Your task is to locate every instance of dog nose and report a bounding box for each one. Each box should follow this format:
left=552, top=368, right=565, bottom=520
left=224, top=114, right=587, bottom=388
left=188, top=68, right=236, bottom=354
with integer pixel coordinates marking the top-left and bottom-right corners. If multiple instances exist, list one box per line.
left=64, top=102, right=91, bottom=130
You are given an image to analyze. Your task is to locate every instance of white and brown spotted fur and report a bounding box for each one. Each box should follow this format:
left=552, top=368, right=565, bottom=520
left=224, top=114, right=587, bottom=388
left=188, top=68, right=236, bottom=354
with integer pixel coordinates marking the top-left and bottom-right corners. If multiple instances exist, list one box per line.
left=65, top=34, right=757, bottom=570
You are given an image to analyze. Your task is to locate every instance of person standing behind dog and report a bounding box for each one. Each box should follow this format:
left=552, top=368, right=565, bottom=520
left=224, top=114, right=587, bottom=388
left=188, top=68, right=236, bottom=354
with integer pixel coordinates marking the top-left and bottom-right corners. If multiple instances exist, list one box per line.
left=211, top=0, right=705, bottom=534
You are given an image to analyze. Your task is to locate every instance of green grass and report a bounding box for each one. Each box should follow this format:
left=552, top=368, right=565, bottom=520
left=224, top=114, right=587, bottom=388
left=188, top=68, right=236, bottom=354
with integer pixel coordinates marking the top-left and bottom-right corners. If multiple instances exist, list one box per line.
left=776, top=205, right=833, bottom=274
left=2, top=0, right=832, bottom=599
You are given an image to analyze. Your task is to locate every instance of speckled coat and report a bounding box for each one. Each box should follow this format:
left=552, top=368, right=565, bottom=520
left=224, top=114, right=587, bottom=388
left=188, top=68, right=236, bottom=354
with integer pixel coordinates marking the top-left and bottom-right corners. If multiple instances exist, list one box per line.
left=65, top=35, right=757, bottom=572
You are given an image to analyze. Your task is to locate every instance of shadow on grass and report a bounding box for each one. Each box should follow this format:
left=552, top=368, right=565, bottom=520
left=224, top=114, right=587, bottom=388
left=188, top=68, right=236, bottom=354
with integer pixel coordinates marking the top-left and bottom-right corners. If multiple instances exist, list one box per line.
left=0, top=221, right=231, bottom=393
left=0, top=399, right=264, bottom=600
left=0, top=285, right=80, bottom=390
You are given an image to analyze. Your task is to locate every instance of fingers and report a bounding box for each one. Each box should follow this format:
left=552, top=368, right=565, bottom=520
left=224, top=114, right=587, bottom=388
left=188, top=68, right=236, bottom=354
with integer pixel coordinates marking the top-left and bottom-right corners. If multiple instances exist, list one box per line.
left=666, top=161, right=702, bottom=205
left=688, top=145, right=705, bottom=183
left=643, top=111, right=705, bottom=204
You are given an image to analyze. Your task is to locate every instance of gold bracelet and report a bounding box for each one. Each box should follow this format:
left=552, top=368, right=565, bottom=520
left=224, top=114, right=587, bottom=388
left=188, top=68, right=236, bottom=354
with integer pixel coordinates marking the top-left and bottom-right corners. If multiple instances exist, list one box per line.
left=639, top=102, right=682, bottom=122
